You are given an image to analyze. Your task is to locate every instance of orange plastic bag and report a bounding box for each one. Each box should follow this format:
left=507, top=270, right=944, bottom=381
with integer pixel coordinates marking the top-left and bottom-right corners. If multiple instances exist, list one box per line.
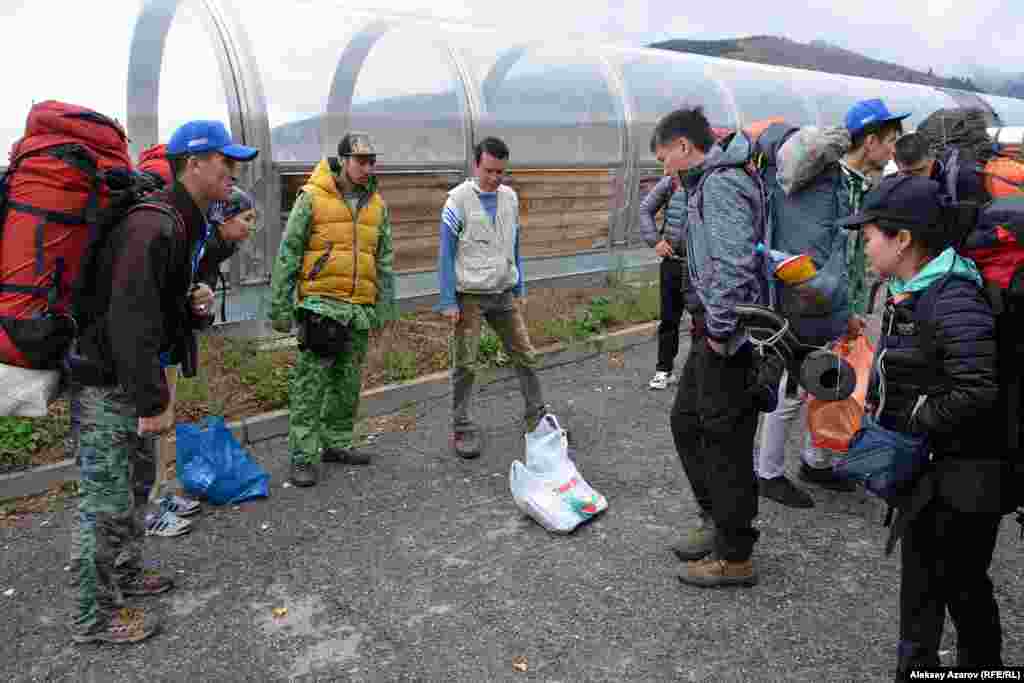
left=807, top=334, right=875, bottom=452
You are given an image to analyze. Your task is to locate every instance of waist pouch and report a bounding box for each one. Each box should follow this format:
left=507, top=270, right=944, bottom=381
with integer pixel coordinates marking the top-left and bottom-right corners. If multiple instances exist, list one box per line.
left=297, top=311, right=352, bottom=358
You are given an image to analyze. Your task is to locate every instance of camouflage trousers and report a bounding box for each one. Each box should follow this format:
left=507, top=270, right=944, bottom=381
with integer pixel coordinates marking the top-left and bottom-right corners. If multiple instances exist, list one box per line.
left=68, top=396, right=157, bottom=566
left=288, top=328, right=370, bottom=465
left=451, top=292, right=544, bottom=432
left=73, top=384, right=144, bottom=632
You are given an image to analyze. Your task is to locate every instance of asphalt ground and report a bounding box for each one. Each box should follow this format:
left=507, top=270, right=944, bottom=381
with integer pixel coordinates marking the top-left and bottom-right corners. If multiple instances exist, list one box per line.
left=2, top=333, right=1022, bottom=682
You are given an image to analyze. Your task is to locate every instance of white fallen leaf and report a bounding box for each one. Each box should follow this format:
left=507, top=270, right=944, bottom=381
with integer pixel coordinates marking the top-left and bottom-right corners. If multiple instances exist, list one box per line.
left=3, top=589, right=14, bottom=597
left=327, top=509, right=338, bottom=515
left=260, top=523, right=270, bottom=531
left=282, top=481, right=293, bottom=489
left=40, top=520, right=51, bottom=527
left=176, top=570, right=185, bottom=574
left=63, top=565, right=71, bottom=573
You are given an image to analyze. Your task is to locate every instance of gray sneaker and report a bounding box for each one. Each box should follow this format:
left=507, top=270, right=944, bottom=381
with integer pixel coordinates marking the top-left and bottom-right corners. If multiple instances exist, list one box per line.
left=290, top=462, right=318, bottom=487
left=671, top=514, right=716, bottom=562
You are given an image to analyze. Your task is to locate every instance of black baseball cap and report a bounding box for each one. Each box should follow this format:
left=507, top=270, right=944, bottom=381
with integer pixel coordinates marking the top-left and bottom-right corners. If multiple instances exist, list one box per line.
left=836, top=175, right=943, bottom=231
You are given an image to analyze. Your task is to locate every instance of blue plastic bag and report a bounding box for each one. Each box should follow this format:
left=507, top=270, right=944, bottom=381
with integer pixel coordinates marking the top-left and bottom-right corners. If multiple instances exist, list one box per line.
left=176, top=417, right=270, bottom=505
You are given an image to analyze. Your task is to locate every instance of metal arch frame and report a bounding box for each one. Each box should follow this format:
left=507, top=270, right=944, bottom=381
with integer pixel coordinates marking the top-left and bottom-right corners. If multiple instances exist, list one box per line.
left=126, top=0, right=276, bottom=287
left=473, top=42, right=634, bottom=249
left=323, top=20, right=481, bottom=177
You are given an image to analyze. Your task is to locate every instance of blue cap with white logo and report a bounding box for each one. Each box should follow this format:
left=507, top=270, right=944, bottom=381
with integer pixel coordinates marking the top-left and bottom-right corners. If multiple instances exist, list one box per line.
left=844, top=99, right=911, bottom=137
left=166, top=120, right=258, bottom=161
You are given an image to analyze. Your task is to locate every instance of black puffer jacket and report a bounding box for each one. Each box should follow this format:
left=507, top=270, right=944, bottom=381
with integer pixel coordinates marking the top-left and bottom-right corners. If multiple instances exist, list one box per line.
left=868, top=273, right=1012, bottom=512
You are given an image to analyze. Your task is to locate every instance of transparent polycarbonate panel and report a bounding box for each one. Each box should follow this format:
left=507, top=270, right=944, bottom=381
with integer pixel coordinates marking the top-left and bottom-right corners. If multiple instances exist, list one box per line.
left=157, top=5, right=233, bottom=146
left=240, top=6, right=379, bottom=163
left=615, top=48, right=737, bottom=165
left=0, top=0, right=139, bottom=162
left=706, top=60, right=817, bottom=128
left=347, top=26, right=467, bottom=166
left=471, top=44, right=624, bottom=166
left=981, top=95, right=1024, bottom=126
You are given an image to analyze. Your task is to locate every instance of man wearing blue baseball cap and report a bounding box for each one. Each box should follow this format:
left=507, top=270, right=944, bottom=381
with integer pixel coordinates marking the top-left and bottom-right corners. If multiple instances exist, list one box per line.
left=840, top=98, right=910, bottom=320
left=68, top=120, right=257, bottom=644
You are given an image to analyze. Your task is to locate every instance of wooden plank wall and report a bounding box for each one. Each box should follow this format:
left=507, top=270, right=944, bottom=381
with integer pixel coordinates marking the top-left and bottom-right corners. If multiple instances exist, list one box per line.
left=282, top=169, right=615, bottom=273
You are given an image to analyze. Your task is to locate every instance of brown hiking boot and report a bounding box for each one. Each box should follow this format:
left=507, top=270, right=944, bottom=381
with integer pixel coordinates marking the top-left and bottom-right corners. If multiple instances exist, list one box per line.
left=119, top=570, right=174, bottom=597
left=678, top=556, right=757, bottom=588
left=72, top=608, right=161, bottom=644
left=322, top=447, right=372, bottom=465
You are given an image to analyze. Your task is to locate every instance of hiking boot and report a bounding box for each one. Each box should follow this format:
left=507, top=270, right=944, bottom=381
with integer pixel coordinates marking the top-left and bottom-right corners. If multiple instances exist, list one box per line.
left=119, top=570, right=174, bottom=597
left=452, top=429, right=481, bottom=459
left=670, top=515, right=716, bottom=561
left=759, top=476, right=815, bottom=509
left=144, top=509, right=193, bottom=538
left=290, top=462, right=318, bottom=487
left=678, top=555, right=758, bottom=588
left=649, top=370, right=678, bottom=390
left=322, top=447, right=372, bottom=465
left=156, top=494, right=200, bottom=517
left=72, top=607, right=161, bottom=645
left=799, top=463, right=857, bottom=492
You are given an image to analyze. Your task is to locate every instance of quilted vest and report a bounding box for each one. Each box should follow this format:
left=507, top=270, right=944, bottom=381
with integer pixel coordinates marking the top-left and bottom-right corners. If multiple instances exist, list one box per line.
left=298, top=158, right=383, bottom=305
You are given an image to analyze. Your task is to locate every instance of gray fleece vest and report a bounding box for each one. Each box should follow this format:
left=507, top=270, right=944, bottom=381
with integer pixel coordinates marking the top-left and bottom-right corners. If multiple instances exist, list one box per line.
left=450, top=181, right=520, bottom=294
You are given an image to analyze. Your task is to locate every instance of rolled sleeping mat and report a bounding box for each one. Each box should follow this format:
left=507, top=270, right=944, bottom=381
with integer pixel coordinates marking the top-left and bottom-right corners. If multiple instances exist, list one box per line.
left=798, top=349, right=857, bottom=401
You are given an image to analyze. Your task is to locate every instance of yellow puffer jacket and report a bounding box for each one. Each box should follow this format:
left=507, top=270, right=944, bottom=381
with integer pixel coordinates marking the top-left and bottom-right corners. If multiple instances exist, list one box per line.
left=298, top=158, right=383, bottom=304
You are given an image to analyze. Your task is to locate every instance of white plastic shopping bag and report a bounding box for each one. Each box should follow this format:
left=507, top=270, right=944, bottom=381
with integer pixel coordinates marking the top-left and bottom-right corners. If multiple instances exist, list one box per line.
left=510, top=412, right=608, bottom=533
left=0, top=363, right=60, bottom=417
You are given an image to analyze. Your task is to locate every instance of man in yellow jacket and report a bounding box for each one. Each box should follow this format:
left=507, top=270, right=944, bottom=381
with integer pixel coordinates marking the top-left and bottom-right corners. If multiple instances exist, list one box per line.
left=270, top=133, right=397, bottom=487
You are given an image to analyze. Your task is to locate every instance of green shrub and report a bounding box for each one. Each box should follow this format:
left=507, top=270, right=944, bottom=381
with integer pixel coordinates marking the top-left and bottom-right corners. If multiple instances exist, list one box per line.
left=383, top=350, right=417, bottom=383
left=0, top=416, right=67, bottom=468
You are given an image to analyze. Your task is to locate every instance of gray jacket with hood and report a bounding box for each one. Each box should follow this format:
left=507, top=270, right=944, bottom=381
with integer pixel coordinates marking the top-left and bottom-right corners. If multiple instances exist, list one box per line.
left=685, top=132, right=767, bottom=354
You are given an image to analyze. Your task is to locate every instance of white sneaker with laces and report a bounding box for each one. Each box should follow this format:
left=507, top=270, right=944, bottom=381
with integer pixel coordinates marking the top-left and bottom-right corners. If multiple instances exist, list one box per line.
left=157, top=494, right=201, bottom=517
left=649, top=371, right=677, bottom=390
left=145, top=510, right=193, bottom=538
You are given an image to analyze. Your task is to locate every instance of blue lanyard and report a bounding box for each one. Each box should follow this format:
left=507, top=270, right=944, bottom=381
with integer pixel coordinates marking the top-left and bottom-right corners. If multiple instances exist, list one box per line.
left=190, top=220, right=211, bottom=283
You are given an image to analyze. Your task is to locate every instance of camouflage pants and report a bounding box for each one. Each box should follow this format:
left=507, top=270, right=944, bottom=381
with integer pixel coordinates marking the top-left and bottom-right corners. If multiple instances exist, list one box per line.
left=451, top=292, right=544, bottom=431
left=68, top=397, right=157, bottom=566
left=73, top=384, right=144, bottom=632
left=288, top=328, right=370, bottom=465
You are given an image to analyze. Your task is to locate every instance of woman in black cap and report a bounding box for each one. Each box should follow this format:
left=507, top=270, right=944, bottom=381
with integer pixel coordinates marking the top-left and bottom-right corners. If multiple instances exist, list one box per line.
left=839, top=175, right=1011, bottom=677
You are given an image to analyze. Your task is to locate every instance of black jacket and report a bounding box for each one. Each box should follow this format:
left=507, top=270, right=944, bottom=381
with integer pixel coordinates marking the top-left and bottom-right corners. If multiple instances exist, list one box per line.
left=869, top=273, right=1012, bottom=512
left=76, top=183, right=209, bottom=417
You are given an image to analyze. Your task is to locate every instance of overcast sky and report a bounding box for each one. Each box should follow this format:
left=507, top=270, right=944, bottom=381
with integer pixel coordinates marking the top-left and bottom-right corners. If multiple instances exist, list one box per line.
left=1, top=0, right=1021, bottom=156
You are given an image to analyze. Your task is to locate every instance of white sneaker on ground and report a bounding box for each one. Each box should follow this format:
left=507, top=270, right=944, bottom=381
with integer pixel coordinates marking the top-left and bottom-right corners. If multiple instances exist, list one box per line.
left=157, top=494, right=201, bottom=517
left=145, top=510, right=193, bottom=538
left=649, top=371, right=677, bottom=390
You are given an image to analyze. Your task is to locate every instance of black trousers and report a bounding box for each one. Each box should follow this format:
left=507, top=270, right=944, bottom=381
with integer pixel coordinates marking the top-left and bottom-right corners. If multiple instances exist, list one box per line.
left=898, top=499, right=1003, bottom=671
left=670, top=337, right=760, bottom=561
left=657, top=258, right=686, bottom=373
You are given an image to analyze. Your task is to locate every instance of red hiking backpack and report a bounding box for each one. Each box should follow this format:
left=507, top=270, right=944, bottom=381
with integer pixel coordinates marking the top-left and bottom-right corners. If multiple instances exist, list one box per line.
left=0, top=101, right=165, bottom=370
left=137, top=143, right=173, bottom=187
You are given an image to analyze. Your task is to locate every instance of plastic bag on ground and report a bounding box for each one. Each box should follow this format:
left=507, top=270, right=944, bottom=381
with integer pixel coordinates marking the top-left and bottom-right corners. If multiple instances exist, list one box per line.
left=807, top=334, right=875, bottom=452
left=176, top=416, right=270, bottom=505
left=510, top=412, right=607, bottom=533
left=0, top=364, right=60, bottom=417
